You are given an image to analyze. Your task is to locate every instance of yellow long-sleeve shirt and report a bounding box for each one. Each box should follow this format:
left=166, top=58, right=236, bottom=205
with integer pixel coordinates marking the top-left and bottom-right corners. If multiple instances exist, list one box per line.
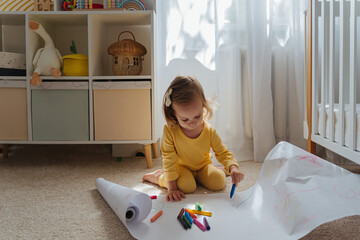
left=161, top=121, right=239, bottom=181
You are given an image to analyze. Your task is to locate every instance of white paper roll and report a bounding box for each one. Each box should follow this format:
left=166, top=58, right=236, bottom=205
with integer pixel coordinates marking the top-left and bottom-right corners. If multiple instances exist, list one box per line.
left=95, top=178, right=152, bottom=225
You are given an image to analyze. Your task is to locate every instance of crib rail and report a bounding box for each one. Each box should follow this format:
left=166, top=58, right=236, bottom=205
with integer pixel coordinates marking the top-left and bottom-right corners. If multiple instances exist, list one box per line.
left=308, top=0, right=360, bottom=163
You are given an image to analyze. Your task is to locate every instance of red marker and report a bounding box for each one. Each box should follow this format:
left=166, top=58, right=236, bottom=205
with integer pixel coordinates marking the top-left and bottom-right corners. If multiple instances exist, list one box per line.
left=150, top=195, right=157, bottom=200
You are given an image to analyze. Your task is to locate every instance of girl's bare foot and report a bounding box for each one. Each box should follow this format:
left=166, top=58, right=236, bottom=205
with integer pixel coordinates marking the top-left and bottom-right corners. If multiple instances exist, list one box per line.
left=142, top=169, right=164, bottom=185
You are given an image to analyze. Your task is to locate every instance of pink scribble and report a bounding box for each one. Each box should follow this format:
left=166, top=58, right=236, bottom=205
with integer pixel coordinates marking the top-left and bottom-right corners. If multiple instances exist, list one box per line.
left=333, top=185, right=357, bottom=199
left=297, top=214, right=318, bottom=227
left=276, top=186, right=321, bottom=216
left=124, top=193, right=132, bottom=200
left=297, top=155, right=323, bottom=167
left=285, top=187, right=321, bottom=203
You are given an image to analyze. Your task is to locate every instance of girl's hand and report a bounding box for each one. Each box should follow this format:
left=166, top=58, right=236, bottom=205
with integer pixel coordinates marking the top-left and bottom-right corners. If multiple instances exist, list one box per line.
left=166, top=190, right=186, bottom=202
left=229, top=165, right=244, bottom=187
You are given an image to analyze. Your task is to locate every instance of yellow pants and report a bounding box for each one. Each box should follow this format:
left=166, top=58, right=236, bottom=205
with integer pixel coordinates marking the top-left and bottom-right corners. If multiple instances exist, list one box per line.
left=159, top=164, right=226, bottom=193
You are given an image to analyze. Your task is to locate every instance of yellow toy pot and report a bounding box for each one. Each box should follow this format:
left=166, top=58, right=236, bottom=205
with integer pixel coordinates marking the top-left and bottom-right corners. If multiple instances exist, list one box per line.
left=62, top=54, right=88, bottom=76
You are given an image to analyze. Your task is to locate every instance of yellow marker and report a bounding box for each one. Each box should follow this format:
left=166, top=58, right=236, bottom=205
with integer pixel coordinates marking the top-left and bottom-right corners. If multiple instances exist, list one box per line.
left=188, top=209, right=212, bottom=217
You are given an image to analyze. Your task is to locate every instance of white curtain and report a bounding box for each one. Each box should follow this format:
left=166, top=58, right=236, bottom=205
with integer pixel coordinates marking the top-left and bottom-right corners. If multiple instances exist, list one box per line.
left=156, top=0, right=308, bottom=162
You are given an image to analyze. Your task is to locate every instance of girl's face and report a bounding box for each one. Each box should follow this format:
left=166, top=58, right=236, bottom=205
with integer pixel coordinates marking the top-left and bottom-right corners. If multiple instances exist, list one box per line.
left=172, top=97, right=204, bottom=131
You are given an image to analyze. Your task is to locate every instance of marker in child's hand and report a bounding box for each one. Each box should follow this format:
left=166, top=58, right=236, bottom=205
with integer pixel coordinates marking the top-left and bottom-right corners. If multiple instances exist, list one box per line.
left=230, top=183, right=236, bottom=199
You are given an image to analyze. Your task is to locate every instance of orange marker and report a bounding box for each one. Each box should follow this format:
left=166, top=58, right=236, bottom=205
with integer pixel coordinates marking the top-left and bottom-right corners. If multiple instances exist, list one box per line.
left=185, top=209, right=197, bottom=219
left=150, top=210, right=163, bottom=223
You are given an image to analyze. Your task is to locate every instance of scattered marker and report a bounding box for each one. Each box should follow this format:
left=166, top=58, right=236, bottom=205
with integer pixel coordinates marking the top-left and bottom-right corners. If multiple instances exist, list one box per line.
left=184, top=211, right=193, bottom=224
left=185, top=209, right=197, bottom=219
left=150, top=210, right=163, bottom=223
left=193, top=218, right=207, bottom=231
left=188, top=209, right=212, bottom=217
left=182, top=215, right=192, bottom=228
left=203, top=217, right=210, bottom=230
left=195, top=202, right=202, bottom=211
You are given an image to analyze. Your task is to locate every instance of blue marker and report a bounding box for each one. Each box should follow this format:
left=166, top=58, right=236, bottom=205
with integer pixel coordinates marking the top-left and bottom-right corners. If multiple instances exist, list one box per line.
left=184, top=211, right=193, bottom=224
left=230, top=183, right=236, bottom=199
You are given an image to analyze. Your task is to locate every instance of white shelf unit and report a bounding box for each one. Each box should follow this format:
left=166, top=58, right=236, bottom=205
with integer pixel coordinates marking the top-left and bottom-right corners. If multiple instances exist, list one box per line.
left=0, top=9, right=160, bottom=168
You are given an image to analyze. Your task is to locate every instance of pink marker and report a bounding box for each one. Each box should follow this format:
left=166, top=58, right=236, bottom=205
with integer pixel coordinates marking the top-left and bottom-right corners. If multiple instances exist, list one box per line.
left=193, top=218, right=206, bottom=232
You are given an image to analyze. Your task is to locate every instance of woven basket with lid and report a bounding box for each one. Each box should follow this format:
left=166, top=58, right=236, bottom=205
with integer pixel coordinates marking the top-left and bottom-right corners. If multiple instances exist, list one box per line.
left=108, top=31, right=147, bottom=76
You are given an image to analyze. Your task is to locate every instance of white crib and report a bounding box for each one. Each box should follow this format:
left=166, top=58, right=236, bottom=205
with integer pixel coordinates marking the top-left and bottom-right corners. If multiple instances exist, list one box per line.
left=305, top=0, right=360, bottom=164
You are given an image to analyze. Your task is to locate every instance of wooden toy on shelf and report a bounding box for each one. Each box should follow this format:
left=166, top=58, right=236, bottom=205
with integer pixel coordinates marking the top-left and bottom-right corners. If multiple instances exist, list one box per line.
left=29, top=20, right=62, bottom=86
left=108, top=31, right=147, bottom=76
left=116, top=0, right=148, bottom=10
left=33, top=0, right=54, bottom=11
left=62, top=0, right=76, bottom=10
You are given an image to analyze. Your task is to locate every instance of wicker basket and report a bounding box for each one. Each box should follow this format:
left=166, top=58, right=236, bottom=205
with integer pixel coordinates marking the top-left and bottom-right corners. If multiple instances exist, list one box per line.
left=107, top=31, right=147, bottom=76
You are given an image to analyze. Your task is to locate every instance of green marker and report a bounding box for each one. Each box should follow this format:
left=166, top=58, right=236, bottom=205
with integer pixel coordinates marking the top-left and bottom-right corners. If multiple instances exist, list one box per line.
left=195, top=202, right=202, bottom=211
left=182, top=215, right=192, bottom=228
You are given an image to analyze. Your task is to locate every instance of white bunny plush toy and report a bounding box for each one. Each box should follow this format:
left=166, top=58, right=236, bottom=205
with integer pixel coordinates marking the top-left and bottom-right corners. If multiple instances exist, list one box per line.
left=29, top=21, right=63, bottom=86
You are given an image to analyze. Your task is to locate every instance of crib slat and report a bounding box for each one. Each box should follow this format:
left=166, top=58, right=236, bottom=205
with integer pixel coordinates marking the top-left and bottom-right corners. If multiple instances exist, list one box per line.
left=329, top=0, right=335, bottom=142
left=339, top=0, right=345, bottom=146
left=312, top=0, right=318, bottom=135
left=349, top=0, right=356, bottom=150
left=320, top=0, right=326, bottom=138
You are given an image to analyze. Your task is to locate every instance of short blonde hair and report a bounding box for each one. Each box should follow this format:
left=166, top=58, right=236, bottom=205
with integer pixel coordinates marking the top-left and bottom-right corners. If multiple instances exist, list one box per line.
left=163, top=76, right=215, bottom=126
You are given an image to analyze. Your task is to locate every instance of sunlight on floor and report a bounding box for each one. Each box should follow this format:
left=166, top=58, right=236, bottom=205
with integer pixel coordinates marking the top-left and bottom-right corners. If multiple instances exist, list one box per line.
left=132, top=183, right=164, bottom=195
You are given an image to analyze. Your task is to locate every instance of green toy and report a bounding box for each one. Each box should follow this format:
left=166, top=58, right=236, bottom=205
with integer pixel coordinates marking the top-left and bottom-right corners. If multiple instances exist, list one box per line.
left=70, top=40, right=77, bottom=54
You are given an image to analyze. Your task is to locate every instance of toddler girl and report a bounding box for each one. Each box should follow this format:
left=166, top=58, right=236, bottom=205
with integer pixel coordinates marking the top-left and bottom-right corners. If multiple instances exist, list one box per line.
left=143, top=76, right=244, bottom=202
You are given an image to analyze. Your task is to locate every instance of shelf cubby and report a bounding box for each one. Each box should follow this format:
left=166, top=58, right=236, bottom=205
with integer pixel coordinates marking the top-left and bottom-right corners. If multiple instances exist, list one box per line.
left=0, top=14, right=26, bottom=77
left=89, top=11, right=153, bottom=77
left=28, top=13, right=89, bottom=76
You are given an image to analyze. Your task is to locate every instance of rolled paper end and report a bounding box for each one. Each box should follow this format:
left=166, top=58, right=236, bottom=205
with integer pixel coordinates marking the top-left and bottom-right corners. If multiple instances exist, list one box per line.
left=126, top=206, right=138, bottom=222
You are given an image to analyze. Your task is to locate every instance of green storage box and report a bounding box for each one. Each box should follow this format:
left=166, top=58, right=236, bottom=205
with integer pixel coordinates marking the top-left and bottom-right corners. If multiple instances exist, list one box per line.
left=31, top=82, right=89, bottom=141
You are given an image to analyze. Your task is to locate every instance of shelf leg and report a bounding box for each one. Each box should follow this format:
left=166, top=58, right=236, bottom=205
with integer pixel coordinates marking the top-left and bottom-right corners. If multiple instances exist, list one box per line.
left=143, top=144, right=153, bottom=169
left=151, top=141, right=160, bottom=159
left=2, top=144, right=9, bottom=158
